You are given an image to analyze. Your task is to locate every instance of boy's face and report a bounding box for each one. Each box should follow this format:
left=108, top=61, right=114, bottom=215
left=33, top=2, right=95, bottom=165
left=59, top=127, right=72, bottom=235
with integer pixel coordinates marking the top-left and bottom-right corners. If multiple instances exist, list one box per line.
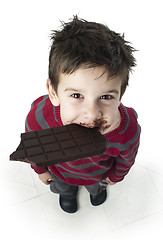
left=48, top=66, right=122, bottom=134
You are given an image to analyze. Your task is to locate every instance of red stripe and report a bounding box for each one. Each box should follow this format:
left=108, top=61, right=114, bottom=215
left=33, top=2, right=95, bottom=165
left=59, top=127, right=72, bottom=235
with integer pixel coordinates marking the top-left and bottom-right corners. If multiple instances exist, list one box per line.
left=54, top=162, right=101, bottom=174
left=42, top=97, right=56, bottom=128
left=26, top=104, right=42, bottom=131
left=33, top=96, right=44, bottom=107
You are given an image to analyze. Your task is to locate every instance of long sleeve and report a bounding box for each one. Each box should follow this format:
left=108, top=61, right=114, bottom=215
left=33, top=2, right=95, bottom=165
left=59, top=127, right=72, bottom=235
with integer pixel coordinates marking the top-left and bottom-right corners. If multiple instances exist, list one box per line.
left=106, top=151, right=138, bottom=182
left=105, top=105, right=141, bottom=182
left=25, top=95, right=63, bottom=175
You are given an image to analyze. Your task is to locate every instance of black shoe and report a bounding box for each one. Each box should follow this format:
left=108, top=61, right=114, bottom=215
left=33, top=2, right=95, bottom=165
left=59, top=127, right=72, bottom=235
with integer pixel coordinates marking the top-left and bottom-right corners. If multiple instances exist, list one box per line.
left=59, top=195, right=77, bottom=213
left=90, top=188, right=107, bottom=206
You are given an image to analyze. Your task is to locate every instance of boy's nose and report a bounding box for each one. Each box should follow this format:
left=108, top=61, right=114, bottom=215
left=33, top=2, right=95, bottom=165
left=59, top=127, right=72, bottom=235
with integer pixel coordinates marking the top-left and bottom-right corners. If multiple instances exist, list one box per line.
left=83, top=102, right=102, bottom=121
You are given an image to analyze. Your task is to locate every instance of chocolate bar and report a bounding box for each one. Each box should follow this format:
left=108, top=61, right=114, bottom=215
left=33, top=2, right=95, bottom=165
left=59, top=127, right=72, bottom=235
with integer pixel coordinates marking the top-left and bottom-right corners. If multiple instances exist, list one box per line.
left=10, top=124, right=108, bottom=167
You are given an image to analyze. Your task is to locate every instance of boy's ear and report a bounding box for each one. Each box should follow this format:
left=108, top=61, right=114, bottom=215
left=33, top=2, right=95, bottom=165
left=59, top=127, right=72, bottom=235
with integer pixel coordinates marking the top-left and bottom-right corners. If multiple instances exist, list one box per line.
left=119, top=87, right=127, bottom=101
left=46, top=79, right=60, bottom=106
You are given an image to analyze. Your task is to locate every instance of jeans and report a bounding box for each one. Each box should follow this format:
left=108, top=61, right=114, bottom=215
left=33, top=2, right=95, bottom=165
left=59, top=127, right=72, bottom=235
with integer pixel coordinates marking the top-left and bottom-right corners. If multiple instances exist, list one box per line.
left=50, top=173, right=104, bottom=199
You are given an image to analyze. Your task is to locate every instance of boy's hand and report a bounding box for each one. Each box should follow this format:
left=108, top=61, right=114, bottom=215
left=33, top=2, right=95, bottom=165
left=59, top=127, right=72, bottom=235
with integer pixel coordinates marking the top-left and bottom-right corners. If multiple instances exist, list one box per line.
left=38, top=171, right=54, bottom=185
left=105, top=177, right=116, bottom=185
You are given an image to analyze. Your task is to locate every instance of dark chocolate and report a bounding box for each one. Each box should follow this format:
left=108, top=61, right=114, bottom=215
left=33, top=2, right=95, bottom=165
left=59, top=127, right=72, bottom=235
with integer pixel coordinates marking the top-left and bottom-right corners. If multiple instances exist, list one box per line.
left=10, top=124, right=108, bottom=167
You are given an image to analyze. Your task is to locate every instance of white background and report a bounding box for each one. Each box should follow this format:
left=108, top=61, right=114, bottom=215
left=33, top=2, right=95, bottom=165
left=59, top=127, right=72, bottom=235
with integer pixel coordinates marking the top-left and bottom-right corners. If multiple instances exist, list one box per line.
left=0, top=0, right=163, bottom=239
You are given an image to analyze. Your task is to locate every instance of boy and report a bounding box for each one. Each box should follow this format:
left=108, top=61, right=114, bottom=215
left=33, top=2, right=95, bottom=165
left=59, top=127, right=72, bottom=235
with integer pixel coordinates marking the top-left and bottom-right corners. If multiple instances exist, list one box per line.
left=25, top=16, right=141, bottom=213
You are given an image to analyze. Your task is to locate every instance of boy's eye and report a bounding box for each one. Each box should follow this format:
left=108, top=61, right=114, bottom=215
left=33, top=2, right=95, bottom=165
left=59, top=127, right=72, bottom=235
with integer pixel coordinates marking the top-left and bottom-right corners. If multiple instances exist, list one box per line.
left=71, top=93, right=83, bottom=99
left=100, top=95, right=113, bottom=100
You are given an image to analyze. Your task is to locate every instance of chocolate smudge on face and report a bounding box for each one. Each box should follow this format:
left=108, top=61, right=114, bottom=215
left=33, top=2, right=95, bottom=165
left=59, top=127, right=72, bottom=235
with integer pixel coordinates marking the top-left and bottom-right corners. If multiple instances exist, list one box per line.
left=93, top=119, right=107, bottom=127
left=100, top=124, right=111, bottom=133
left=67, top=118, right=111, bottom=133
left=78, top=118, right=110, bottom=131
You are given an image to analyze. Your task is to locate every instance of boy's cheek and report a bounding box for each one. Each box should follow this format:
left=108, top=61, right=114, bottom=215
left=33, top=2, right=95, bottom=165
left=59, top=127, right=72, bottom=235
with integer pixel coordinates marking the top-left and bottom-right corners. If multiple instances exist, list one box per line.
left=60, top=107, right=76, bottom=125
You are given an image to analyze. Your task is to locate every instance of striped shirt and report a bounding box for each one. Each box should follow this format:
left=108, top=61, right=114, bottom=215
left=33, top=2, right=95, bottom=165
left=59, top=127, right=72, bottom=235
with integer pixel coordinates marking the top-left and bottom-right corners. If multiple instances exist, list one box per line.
left=25, top=95, right=141, bottom=186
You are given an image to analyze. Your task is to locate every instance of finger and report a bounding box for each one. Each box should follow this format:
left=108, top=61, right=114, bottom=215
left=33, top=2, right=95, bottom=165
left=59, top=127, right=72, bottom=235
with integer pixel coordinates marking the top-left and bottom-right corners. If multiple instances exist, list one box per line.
left=47, top=178, right=54, bottom=184
left=109, top=182, right=116, bottom=185
left=106, top=179, right=114, bottom=185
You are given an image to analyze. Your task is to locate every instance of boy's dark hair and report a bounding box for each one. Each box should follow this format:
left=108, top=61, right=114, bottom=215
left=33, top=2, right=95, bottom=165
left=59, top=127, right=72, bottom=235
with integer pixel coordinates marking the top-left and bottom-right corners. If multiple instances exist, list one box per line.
left=49, top=16, right=136, bottom=98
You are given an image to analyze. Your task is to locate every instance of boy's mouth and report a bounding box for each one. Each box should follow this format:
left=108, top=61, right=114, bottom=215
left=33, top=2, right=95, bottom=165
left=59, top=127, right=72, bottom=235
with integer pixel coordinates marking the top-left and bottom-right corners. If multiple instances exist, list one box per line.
left=74, top=119, right=110, bottom=133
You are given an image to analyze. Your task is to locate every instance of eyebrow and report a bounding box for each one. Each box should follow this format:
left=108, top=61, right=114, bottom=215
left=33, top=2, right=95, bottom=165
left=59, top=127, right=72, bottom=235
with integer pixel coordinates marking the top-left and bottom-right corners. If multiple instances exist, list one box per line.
left=64, top=88, right=83, bottom=92
left=107, top=89, right=119, bottom=94
left=64, top=88, right=119, bottom=94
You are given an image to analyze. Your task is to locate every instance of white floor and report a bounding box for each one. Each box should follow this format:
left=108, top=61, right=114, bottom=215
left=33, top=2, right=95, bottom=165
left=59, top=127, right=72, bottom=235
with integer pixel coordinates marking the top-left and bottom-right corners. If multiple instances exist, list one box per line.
left=2, top=146, right=163, bottom=240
